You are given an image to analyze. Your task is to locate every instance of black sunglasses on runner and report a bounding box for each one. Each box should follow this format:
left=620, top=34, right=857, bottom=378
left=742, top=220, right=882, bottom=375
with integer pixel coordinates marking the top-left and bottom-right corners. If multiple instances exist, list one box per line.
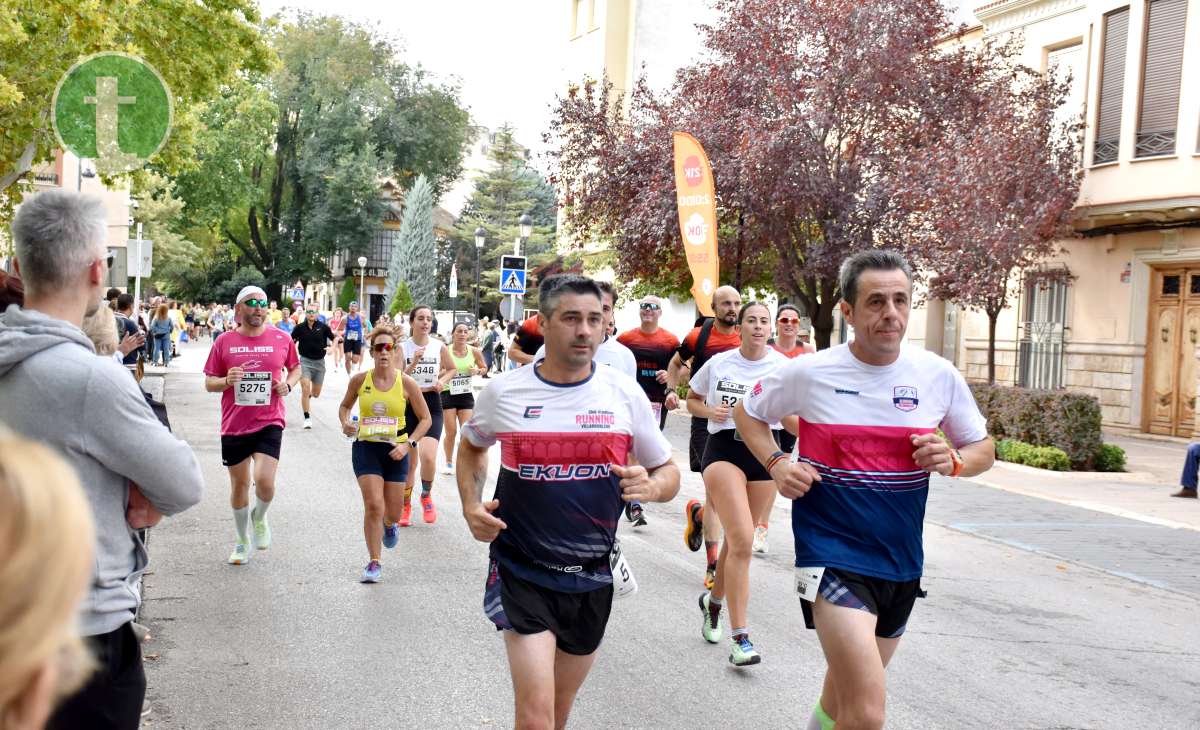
left=639, top=302, right=661, bottom=311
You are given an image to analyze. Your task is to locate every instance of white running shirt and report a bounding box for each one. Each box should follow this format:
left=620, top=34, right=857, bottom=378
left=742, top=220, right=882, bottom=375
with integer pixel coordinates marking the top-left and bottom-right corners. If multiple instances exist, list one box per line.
left=401, top=337, right=445, bottom=390
left=689, top=347, right=787, bottom=434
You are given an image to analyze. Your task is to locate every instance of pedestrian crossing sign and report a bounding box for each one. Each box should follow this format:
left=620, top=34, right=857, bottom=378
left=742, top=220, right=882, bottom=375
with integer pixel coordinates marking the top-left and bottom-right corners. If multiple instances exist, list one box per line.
left=500, top=256, right=527, bottom=295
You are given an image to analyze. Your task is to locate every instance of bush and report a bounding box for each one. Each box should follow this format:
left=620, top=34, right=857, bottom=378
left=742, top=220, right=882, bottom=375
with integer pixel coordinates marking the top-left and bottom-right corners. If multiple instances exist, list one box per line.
left=337, top=278, right=357, bottom=310
left=969, top=384, right=1102, bottom=469
left=1093, top=443, right=1126, bottom=472
left=995, top=438, right=1070, bottom=471
left=388, top=281, right=414, bottom=317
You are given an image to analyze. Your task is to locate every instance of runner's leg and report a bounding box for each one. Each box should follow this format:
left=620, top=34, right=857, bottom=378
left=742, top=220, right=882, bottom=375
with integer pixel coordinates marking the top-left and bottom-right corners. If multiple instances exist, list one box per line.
left=442, top=407, right=458, bottom=467
left=227, top=458, right=253, bottom=534
left=382, top=478, right=406, bottom=529
left=300, top=376, right=313, bottom=415
left=552, top=649, right=597, bottom=730
left=357, top=475, right=384, bottom=561
left=504, top=630, right=558, bottom=730
left=811, top=598, right=893, bottom=730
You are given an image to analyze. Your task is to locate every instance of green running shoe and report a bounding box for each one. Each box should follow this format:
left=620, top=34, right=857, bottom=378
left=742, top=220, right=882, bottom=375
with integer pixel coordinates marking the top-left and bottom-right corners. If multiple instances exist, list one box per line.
left=699, top=592, right=722, bottom=644
left=253, top=516, right=271, bottom=550
left=729, top=634, right=761, bottom=666
left=228, top=541, right=250, bottom=565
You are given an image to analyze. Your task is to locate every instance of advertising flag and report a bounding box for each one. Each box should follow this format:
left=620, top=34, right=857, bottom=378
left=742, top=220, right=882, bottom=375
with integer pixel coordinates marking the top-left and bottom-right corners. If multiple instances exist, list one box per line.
left=672, top=132, right=718, bottom=317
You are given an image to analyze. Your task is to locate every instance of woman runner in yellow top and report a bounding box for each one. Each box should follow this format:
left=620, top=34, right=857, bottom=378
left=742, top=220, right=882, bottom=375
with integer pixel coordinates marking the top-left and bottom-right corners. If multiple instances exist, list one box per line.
left=439, top=321, right=487, bottom=475
left=338, top=325, right=431, bottom=583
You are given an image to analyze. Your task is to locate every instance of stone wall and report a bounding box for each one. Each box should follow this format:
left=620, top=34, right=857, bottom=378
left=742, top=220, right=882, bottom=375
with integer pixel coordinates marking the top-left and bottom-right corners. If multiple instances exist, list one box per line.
left=1063, top=353, right=1135, bottom=426
left=963, top=343, right=1017, bottom=385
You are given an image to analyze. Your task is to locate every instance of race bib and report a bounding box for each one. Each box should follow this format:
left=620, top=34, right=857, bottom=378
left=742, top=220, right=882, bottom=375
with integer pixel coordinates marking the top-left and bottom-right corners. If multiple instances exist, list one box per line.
left=609, top=537, right=638, bottom=599
left=359, top=415, right=400, bottom=443
left=715, top=379, right=750, bottom=409
left=234, top=371, right=272, bottom=407
left=345, top=330, right=359, bottom=341
left=411, top=358, right=439, bottom=388
left=794, top=566, right=825, bottom=603
left=449, top=375, right=472, bottom=395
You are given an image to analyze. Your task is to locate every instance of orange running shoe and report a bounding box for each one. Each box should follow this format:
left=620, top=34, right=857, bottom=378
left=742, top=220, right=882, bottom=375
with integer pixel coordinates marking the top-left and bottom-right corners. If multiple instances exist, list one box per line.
left=684, top=499, right=704, bottom=552
left=420, top=493, right=437, bottom=524
left=399, top=502, right=412, bottom=527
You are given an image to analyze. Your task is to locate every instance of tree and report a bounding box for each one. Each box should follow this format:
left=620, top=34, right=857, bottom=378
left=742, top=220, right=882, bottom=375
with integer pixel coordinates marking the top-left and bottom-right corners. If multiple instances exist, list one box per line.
left=387, top=281, right=414, bottom=317
left=169, top=13, right=470, bottom=294
left=130, top=172, right=203, bottom=297
left=900, top=50, right=1082, bottom=383
left=0, top=1, right=272, bottom=219
left=337, top=277, right=358, bottom=311
left=390, top=174, right=435, bottom=308
left=548, top=0, right=1074, bottom=348
left=443, top=126, right=561, bottom=316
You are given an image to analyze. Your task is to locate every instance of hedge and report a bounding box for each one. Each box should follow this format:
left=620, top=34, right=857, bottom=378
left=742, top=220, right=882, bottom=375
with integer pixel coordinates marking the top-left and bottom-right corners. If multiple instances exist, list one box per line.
left=970, top=384, right=1102, bottom=470
left=995, top=439, right=1071, bottom=471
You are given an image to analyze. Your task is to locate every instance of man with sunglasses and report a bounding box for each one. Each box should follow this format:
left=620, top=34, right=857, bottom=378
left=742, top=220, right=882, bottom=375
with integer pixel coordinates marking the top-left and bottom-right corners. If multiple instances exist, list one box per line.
left=618, top=295, right=682, bottom=432
left=204, top=286, right=302, bottom=565
left=291, top=305, right=336, bottom=430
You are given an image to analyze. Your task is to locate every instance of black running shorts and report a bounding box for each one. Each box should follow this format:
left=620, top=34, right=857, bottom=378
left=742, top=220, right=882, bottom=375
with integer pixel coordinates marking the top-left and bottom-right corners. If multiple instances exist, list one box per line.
left=701, top=428, right=779, bottom=482
left=483, top=559, right=613, bottom=656
left=689, top=416, right=709, bottom=472
left=344, top=338, right=363, bottom=355
left=404, top=390, right=444, bottom=441
left=439, top=391, right=475, bottom=411
left=351, top=440, right=411, bottom=482
left=800, top=567, right=925, bottom=639
left=220, top=425, right=283, bottom=467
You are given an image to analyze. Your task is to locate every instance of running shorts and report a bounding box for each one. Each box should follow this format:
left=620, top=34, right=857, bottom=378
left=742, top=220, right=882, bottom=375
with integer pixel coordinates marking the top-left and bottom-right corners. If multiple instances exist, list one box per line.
left=351, top=440, right=410, bottom=482
left=800, top=568, right=925, bottom=639
left=220, top=425, right=283, bottom=467
left=701, top=428, right=780, bottom=482
left=344, top=339, right=363, bottom=355
left=688, top=416, right=709, bottom=472
left=440, top=391, right=475, bottom=411
left=483, top=559, right=614, bottom=656
left=778, top=430, right=797, bottom=456
left=299, top=356, right=326, bottom=386
left=404, top=390, right=444, bottom=441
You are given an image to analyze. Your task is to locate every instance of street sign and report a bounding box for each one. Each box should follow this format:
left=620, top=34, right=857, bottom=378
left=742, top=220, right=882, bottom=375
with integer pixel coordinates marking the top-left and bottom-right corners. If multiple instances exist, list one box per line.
left=126, top=239, right=152, bottom=277
left=500, top=296, right=523, bottom=321
left=291, top=287, right=304, bottom=302
left=499, top=255, right=527, bottom=295
left=449, top=263, right=458, bottom=298
left=105, top=246, right=128, bottom=288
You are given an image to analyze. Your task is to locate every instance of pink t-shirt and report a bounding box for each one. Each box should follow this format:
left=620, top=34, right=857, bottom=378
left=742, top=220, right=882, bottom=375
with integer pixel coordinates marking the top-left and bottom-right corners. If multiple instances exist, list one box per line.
left=204, top=329, right=300, bottom=436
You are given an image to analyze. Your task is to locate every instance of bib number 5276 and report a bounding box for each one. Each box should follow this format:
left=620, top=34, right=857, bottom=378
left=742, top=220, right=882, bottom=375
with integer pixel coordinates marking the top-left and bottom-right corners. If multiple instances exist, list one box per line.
left=234, top=371, right=272, bottom=407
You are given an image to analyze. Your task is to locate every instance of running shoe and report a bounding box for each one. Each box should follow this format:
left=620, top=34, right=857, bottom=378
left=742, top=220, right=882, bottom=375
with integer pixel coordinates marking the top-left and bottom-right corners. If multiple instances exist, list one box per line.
left=704, top=561, right=717, bottom=590
left=399, top=502, right=412, bottom=527
left=360, top=560, right=382, bottom=583
left=441, top=461, right=454, bottom=475
left=383, top=522, right=399, bottom=549
left=420, top=493, right=437, bottom=524
left=698, top=592, right=722, bottom=644
left=684, top=499, right=704, bottom=552
left=625, top=502, right=647, bottom=526
left=729, top=634, right=761, bottom=666
left=303, top=416, right=312, bottom=430
left=228, top=541, right=250, bottom=565
left=252, top=516, right=271, bottom=550
left=753, top=525, right=769, bottom=554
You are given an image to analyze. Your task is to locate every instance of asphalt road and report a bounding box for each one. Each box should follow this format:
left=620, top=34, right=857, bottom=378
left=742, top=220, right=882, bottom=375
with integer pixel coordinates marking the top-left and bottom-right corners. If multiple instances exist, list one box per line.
left=139, top=343, right=1200, bottom=729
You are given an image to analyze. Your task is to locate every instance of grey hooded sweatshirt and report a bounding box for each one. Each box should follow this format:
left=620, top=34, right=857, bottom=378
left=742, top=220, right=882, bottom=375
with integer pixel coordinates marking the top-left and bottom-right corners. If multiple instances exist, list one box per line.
left=0, top=305, right=203, bottom=636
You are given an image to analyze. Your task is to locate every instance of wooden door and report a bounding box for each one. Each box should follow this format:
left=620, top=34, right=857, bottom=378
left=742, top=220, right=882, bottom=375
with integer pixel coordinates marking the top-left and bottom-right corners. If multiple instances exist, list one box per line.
left=1146, top=267, right=1200, bottom=436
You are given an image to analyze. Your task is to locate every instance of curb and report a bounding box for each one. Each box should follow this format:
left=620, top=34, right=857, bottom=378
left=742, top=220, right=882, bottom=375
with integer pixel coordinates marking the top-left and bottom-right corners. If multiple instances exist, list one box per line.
left=988, top=459, right=1157, bottom=483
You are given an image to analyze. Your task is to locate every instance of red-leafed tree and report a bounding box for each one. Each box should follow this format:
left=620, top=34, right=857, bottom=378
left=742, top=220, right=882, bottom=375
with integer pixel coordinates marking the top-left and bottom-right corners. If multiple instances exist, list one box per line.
left=897, top=51, right=1082, bottom=383
left=547, top=0, right=1079, bottom=350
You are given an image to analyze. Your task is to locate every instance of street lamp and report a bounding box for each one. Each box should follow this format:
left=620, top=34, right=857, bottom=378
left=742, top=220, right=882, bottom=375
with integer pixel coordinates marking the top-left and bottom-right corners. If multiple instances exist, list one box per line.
left=357, top=255, right=367, bottom=317
left=518, top=213, right=533, bottom=245
left=474, top=226, right=486, bottom=320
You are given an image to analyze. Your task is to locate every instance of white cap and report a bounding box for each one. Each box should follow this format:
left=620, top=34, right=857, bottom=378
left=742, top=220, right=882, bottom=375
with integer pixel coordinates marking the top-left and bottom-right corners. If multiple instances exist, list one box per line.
left=235, top=285, right=268, bottom=305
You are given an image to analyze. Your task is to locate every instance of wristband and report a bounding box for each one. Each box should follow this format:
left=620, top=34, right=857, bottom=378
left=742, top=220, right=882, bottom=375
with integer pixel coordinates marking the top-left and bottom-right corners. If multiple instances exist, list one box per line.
left=949, top=449, right=964, bottom=477
left=765, top=450, right=788, bottom=473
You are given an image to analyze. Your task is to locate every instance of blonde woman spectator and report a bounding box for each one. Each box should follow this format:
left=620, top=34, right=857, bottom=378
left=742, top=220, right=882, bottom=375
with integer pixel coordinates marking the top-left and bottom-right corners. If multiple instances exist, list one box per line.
left=0, top=433, right=96, bottom=730
left=81, top=304, right=118, bottom=357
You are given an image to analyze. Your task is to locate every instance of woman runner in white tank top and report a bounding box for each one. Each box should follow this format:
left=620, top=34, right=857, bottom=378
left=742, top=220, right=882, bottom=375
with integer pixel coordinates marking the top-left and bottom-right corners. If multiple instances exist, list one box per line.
left=399, top=305, right=454, bottom=526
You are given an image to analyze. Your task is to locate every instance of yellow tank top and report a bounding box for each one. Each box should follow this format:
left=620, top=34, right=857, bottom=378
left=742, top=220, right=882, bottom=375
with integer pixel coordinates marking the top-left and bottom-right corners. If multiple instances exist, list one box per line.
left=357, top=369, right=408, bottom=443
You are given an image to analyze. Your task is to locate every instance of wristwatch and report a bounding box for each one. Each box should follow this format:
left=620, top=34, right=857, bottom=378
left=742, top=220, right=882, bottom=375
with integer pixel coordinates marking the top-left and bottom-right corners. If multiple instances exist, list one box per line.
left=949, top=448, right=964, bottom=477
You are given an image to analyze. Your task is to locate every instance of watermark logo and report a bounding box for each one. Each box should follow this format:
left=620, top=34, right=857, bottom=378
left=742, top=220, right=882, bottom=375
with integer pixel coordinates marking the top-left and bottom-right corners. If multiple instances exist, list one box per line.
left=52, top=52, right=173, bottom=175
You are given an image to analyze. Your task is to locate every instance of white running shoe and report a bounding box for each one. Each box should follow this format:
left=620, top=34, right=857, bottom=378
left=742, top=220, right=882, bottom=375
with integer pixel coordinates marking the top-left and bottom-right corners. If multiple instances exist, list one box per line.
left=752, top=526, right=769, bottom=554
left=303, top=416, right=312, bottom=430
left=441, top=462, right=454, bottom=475
left=228, top=542, right=250, bottom=565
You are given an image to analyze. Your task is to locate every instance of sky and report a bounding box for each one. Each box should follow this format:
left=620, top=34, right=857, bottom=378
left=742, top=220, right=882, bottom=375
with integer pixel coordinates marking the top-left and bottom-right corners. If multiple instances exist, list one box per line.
left=255, top=1, right=984, bottom=160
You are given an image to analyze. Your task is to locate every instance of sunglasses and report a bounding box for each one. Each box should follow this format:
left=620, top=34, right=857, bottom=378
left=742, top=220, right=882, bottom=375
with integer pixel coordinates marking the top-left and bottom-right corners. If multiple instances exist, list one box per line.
left=639, top=302, right=661, bottom=311
left=242, top=299, right=269, bottom=309
left=305, top=309, right=316, bottom=314
left=372, top=342, right=395, bottom=353
left=777, top=317, right=800, bottom=325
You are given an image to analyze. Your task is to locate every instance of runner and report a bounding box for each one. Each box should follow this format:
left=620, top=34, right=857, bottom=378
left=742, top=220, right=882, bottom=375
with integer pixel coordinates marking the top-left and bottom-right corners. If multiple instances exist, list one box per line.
left=756, top=302, right=817, bottom=554
left=687, top=302, right=791, bottom=666
left=734, top=250, right=994, bottom=730
left=440, top=321, right=487, bottom=476
left=203, top=286, right=302, bottom=565
left=267, top=300, right=283, bottom=327
left=329, top=307, right=345, bottom=366
left=338, top=325, right=431, bottom=582
left=617, top=294, right=681, bottom=432
left=399, top=305, right=453, bottom=526
left=292, top=305, right=335, bottom=430
left=457, top=274, right=680, bottom=730
left=667, top=285, right=743, bottom=588
left=506, top=313, right=543, bottom=367
left=342, top=301, right=371, bottom=374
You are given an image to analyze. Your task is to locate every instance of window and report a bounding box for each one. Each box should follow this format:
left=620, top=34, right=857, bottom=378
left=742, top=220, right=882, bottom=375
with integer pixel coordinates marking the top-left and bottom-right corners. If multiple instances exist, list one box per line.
left=1093, top=7, right=1130, bottom=165
left=571, top=0, right=587, bottom=37
left=1047, top=43, right=1085, bottom=150
left=1136, top=0, right=1188, bottom=157
left=1018, top=275, right=1069, bottom=390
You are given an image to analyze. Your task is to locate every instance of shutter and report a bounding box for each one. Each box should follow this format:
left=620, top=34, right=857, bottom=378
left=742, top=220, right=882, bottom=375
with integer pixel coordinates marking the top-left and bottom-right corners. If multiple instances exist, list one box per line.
left=1093, top=7, right=1129, bottom=164
left=1136, top=0, right=1188, bottom=157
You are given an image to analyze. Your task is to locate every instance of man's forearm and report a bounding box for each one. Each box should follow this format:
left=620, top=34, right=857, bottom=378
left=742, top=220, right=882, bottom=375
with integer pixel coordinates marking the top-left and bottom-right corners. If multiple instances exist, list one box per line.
left=958, top=438, right=995, bottom=478
left=647, top=463, right=681, bottom=502
left=666, top=355, right=687, bottom=390
left=508, top=345, right=534, bottom=365
left=286, top=366, right=302, bottom=389
left=457, top=443, right=489, bottom=506
left=205, top=376, right=229, bottom=392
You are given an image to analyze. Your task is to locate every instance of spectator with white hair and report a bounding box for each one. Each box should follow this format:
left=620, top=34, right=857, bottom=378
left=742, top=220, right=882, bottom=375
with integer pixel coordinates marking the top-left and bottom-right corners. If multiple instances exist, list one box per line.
left=0, top=189, right=204, bottom=730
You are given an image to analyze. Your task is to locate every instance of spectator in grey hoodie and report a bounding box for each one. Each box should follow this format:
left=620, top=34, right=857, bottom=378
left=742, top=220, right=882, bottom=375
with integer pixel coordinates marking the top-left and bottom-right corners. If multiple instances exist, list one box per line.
left=0, top=189, right=204, bottom=730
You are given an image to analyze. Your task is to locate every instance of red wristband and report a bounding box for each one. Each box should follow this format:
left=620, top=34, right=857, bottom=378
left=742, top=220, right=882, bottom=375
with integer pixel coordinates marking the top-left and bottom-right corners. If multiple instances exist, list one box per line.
left=949, top=449, right=964, bottom=477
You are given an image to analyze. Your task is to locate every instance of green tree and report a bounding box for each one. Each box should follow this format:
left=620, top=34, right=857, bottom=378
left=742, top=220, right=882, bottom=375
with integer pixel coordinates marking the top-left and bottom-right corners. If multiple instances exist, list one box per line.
left=131, top=172, right=202, bottom=297
left=391, top=175, right=435, bottom=307
left=337, top=277, right=357, bottom=310
left=0, top=0, right=272, bottom=219
left=444, top=126, right=559, bottom=317
left=387, top=281, right=414, bottom=317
